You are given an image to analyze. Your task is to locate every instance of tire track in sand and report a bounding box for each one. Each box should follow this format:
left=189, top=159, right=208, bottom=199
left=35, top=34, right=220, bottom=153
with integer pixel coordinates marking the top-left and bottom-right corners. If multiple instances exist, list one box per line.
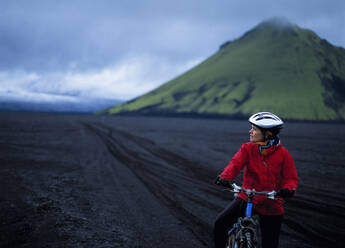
left=83, top=122, right=219, bottom=247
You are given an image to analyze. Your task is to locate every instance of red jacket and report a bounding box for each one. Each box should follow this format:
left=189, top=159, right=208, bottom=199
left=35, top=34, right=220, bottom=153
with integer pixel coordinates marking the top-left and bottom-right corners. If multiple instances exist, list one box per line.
left=220, top=142, right=298, bottom=215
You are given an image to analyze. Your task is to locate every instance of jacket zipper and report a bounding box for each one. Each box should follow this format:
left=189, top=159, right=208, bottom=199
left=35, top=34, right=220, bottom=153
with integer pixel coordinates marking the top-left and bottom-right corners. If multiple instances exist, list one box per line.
left=262, top=157, right=268, bottom=167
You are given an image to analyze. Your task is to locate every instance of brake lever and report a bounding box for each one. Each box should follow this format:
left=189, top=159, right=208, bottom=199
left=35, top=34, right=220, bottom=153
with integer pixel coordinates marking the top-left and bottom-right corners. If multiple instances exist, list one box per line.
left=267, top=191, right=277, bottom=200
left=231, top=183, right=241, bottom=193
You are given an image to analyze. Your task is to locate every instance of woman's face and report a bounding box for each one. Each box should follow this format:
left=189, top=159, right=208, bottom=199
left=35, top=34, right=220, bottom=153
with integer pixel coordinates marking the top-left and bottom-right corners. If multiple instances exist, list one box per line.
left=249, top=125, right=265, bottom=143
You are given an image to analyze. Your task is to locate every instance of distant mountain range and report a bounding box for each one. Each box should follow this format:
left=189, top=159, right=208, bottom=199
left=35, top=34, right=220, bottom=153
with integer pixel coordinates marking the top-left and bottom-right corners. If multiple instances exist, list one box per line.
left=102, top=17, right=345, bottom=121
left=0, top=93, right=122, bottom=113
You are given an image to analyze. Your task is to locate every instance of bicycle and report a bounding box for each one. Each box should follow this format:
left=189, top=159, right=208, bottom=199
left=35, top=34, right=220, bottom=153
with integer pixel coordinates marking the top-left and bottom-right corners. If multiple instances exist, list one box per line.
left=223, top=183, right=279, bottom=248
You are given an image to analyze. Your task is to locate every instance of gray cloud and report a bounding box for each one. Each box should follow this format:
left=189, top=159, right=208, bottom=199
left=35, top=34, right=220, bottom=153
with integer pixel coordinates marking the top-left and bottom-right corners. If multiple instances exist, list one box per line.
left=1, top=0, right=343, bottom=71
left=0, top=0, right=344, bottom=99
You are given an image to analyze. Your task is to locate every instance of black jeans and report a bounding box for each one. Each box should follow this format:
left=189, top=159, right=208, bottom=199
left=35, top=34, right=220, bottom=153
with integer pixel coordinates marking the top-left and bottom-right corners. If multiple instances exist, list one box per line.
left=214, top=198, right=283, bottom=248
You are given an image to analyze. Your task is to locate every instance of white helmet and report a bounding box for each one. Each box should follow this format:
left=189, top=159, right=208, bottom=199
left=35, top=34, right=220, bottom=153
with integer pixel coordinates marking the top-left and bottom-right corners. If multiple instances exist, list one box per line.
left=248, top=112, right=284, bottom=129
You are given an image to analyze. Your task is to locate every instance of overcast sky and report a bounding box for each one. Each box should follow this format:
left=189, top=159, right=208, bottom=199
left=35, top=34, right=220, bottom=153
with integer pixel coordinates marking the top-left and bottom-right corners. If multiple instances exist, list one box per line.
left=1, top=0, right=344, bottom=101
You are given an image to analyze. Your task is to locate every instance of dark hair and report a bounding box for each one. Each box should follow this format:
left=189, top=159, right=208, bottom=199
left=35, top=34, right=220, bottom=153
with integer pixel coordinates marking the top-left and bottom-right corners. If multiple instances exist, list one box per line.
left=268, top=126, right=283, bottom=137
left=257, top=125, right=283, bottom=140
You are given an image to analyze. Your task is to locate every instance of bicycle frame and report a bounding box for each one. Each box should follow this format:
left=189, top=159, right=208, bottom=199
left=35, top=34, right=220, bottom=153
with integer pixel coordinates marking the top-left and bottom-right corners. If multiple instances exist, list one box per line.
left=225, top=183, right=278, bottom=248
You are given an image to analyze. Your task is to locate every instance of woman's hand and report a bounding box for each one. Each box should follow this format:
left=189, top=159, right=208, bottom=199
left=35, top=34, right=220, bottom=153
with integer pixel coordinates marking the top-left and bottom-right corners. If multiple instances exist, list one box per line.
left=276, top=188, right=295, bottom=198
left=214, top=175, right=231, bottom=188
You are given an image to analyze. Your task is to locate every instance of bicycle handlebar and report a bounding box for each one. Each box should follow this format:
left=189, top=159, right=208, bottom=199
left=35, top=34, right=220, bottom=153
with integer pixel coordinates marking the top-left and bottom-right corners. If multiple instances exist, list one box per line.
left=228, top=183, right=278, bottom=200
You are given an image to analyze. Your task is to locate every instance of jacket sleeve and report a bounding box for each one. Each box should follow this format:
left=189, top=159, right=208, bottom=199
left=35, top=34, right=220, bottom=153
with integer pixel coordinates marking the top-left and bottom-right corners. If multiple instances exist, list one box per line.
left=280, top=149, right=299, bottom=192
left=220, top=144, right=249, bottom=182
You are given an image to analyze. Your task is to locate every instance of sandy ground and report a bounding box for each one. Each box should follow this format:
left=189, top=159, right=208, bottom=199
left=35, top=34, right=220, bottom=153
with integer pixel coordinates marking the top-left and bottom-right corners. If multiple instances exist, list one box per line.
left=0, top=112, right=344, bottom=248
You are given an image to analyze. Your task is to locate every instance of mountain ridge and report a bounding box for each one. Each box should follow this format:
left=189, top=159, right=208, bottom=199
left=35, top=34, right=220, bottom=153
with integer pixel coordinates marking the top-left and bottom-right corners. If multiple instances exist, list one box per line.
left=102, top=17, right=345, bottom=121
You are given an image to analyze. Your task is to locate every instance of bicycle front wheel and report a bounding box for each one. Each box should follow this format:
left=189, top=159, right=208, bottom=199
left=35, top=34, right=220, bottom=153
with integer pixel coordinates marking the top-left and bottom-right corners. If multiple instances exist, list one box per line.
left=226, top=233, right=238, bottom=248
left=242, top=231, right=255, bottom=248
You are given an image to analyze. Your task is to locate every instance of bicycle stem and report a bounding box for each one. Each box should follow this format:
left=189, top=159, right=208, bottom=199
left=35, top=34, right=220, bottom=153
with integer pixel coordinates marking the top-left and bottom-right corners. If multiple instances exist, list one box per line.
left=246, top=195, right=254, bottom=217
left=246, top=202, right=253, bottom=217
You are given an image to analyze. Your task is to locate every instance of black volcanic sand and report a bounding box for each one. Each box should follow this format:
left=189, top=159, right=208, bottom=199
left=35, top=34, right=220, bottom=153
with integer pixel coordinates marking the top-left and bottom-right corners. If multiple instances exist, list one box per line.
left=0, top=112, right=344, bottom=248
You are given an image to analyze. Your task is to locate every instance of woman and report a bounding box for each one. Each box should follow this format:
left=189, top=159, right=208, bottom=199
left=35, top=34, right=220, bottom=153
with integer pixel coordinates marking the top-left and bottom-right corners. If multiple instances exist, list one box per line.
left=214, top=112, right=298, bottom=248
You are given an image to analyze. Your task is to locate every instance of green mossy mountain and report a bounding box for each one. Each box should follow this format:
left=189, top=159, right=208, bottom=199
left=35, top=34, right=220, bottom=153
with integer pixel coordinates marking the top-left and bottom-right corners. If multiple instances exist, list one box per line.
left=103, top=17, right=345, bottom=121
